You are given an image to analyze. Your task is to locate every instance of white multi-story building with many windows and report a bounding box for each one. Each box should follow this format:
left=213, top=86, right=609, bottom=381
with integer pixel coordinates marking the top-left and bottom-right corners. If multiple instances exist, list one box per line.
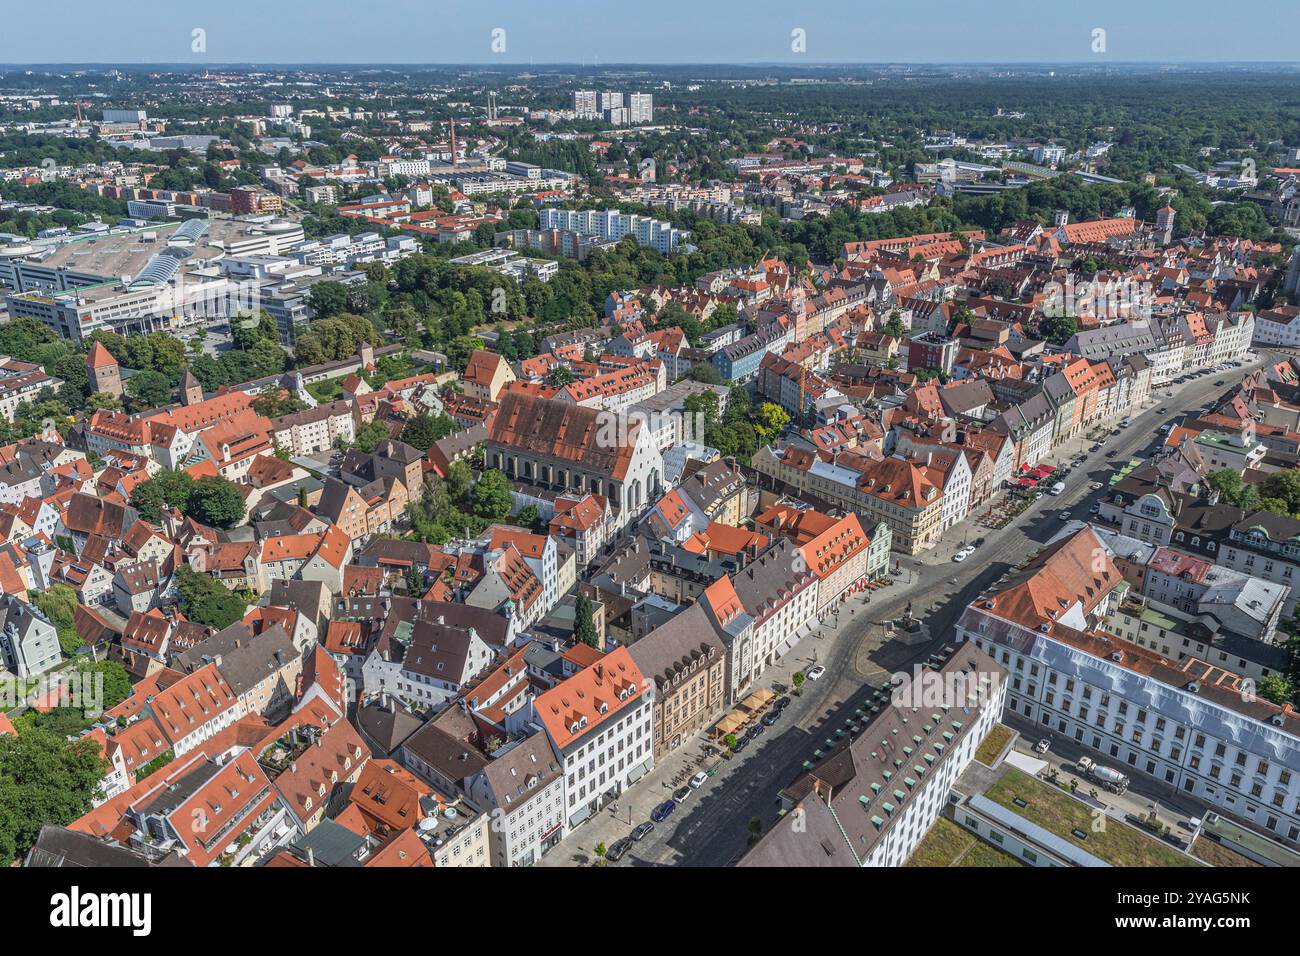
left=957, top=524, right=1300, bottom=848
left=514, top=647, right=654, bottom=833
left=539, top=207, right=689, bottom=253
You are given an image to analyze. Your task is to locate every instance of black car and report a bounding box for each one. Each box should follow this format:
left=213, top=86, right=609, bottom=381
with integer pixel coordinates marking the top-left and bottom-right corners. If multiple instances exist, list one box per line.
left=733, top=736, right=749, bottom=752
left=751, top=722, right=767, bottom=737
left=632, top=822, right=655, bottom=841
left=761, top=711, right=780, bottom=727
left=1090, top=444, right=1102, bottom=453
left=774, top=696, right=791, bottom=710
left=651, top=800, right=677, bottom=823
left=606, top=837, right=633, bottom=862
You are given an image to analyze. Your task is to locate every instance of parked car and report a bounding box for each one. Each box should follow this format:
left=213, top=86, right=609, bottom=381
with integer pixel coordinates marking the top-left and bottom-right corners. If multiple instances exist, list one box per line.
left=632, top=822, right=655, bottom=841
left=651, top=800, right=677, bottom=823
left=673, top=786, right=692, bottom=802
left=1058, top=512, right=1072, bottom=521
left=606, top=837, right=633, bottom=862
left=774, top=696, right=790, bottom=711
left=1034, top=738, right=1051, bottom=754
left=953, top=549, right=969, bottom=562
left=807, top=664, right=827, bottom=681
left=690, top=771, right=709, bottom=789
left=1090, top=444, right=1102, bottom=453
left=1049, top=481, right=1066, bottom=495
left=761, top=711, right=780, bottom=727
left=1090, top=503, right=1100, bottom=515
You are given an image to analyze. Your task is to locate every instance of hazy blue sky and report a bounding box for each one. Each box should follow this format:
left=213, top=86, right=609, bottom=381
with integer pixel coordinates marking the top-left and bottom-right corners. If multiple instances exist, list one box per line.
left=1, top=0, right=1296, bottom=64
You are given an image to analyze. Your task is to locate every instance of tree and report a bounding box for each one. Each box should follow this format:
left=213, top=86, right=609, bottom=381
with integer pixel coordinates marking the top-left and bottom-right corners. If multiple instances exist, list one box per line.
left=1206, top=468, right=1254, bottom=508
left=130, top=469, right=195, bottom=522
left=472, top=469, right=513, bottom=521
left=573, top=593, right=600, bottom=648
left=1258, top=674, right=1294, bottom=706
left=84, top=391, right=123, bottom=412
left=755, top=402, right=791, bottom=443
left=35, top=584, right=79, bottom=655
left=401, top=414, right=448, bottom=452
left=175, top=566, right=249, bottom=630
left=0, top=728, right=108, bottom=865
left=883, top=313, right=907, bottom=337
left=593, top=842, right=608, bottom=867
left=350, top=420, right=393, bottom=454
left=305, top=281, right=349, bottom=319
left=125, top=370, right=172, bottom=409
left=252, top=386, right=307, bottom=419
left=517, top=505, right=542, bottom=533
left=187, top=475, right=246, bottom=529
left=1038, top=313, right=1079, bottom=346
left=686, top=362, right=723, bottom=385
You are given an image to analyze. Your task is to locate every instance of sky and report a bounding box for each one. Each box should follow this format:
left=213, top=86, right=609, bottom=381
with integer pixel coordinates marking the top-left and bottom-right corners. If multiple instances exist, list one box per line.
left=1, top=0, right=1297, bottom=65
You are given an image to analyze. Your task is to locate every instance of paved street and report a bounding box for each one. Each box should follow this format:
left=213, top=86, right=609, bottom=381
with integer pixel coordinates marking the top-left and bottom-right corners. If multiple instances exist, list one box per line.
left=544, top=357, right=1266, bottom=867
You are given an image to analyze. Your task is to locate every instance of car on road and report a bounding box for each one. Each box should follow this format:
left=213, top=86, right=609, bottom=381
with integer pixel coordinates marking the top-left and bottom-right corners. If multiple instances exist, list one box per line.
left=1034, top=738, right=1051, bottom=754
left=807, top=664, right=827, bottom=681
left=1049, top=481, right=1066, bottom=495
left=689, top=771, right=709, bottom=789
left=952, top=546, right=972, bottom=562
left=1058, top=511, right=1072, bottom=521
left=1090, top=444, right=1102, bottom=453
left=606, top=837, right=633, bottom=862
left=1214, top=380, right=1225, bottom=386
left=1157, top=407, right=1167, bottom=414
left=673, top=786, right=692, bottom=802
left=1119, top=418, right=1132, bottom=428
left=1088, top=481, right=1103, bottom=491
left=761, top=711, right=780, bottom=727
left=632, top=822, right=655, bottom=841
left=651, top=800, right=677, bottom=823
left=1090, top=504, right=1100, bottom=515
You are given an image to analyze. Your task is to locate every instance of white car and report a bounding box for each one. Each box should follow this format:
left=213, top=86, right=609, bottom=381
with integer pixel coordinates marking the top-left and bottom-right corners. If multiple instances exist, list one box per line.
left=690, top=771, right=709, bottom=789
left=806, top=664, right=827, bottom=681
left=952, top=546, right=973, bottom=562
left=1034, top=738, right=1051, bottom=754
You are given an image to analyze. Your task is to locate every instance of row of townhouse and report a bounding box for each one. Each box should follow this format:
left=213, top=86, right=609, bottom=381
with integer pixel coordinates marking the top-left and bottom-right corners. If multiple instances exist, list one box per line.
left=750, top=445, right=944, bottom=556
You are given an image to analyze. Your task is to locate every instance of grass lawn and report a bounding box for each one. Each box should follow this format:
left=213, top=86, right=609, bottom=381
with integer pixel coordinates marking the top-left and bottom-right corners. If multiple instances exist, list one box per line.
left=974, top=723, right=1014, bottom=766
left=306, top=376, right=345, bottom=402
left=1190, top=837, right=1261, bottom=868
left=906, top=817, right=1024, bottom=867
left=986, top=769, right=1201, bottom=867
